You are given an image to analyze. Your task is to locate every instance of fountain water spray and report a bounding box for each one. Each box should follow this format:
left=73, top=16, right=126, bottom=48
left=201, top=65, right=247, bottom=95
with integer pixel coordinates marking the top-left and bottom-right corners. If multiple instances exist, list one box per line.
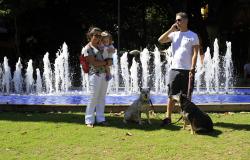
left=12, top=57, right=23, bottom=94
left=153, top=46, right=162, bottom=93
left=120, top=52, right=130, bottom=93
left=140, top=48, right=150, bottom=89
left=130, top=57, right=139, bottom=93
left=212, top=38, right=220, bottom=93
left=43, top=52, right=53, bottom=93
left=107, top=50, right=119, bottom=93
left=2, top=57, right=12, bottom=94
left=35, top=68, right=42, bottom=93
left=224, top=41, right=234, bottom=92
left=0, top=39, right=235, bottom=95
left=25, top=59, right=34, bottom=94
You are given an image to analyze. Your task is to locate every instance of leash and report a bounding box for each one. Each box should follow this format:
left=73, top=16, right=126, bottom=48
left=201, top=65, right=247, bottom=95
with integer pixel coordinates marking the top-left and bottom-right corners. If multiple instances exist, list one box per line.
left=149, top=99, right=155, bottom=111
left=170, top=115, right=183, bottom=124
left=149, top=99, right=182, bottom=125
left=187, top=71, right=195, bottom=101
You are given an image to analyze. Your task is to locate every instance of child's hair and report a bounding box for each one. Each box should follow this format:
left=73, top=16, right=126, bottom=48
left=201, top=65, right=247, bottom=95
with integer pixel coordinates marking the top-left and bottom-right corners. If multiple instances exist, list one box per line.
left=101, top=31, right=113, bottom=44
left=86, top=26, right=102, bottom=41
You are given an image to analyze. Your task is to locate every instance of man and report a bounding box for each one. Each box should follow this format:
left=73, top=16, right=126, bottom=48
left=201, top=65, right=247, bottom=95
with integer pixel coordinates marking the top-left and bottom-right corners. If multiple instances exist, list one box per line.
left=158, top=12, right=199, bottom=125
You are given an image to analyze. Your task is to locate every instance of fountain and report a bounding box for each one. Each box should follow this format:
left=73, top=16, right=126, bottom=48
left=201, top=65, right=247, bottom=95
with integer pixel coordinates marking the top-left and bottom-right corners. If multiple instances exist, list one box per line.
left=0, top=39, right=250, bottom=112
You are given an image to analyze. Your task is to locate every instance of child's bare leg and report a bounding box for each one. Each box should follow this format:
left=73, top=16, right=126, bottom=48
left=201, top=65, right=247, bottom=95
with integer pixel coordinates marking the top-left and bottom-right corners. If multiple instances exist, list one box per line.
left=105, top=66, right=112, bottom=81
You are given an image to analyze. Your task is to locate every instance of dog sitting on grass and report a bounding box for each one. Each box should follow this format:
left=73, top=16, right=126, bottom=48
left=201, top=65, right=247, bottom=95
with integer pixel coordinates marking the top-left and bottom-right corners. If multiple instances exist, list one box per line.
left=123, top=88, right=153, bottom=125
left=172, top=93, right=214, bottom=134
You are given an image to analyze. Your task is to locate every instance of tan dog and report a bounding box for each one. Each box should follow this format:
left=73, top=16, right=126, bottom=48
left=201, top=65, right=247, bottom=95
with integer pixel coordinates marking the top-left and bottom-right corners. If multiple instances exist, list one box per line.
left=123, top=88, right=153, bottom=125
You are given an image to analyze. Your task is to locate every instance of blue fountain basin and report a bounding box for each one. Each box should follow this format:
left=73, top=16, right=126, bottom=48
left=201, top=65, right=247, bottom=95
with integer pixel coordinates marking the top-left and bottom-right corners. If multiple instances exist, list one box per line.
left=0, top=88, right=250, bottom=105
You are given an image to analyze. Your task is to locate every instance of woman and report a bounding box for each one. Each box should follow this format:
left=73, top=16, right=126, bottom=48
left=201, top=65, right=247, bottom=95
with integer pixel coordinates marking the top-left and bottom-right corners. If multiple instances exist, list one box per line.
left=82, top=27, right=111, bottom=128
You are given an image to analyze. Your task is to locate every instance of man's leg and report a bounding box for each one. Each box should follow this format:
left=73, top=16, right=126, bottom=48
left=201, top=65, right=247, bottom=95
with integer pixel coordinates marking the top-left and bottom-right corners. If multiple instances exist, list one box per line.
left=166, top=97, right=175, bottom=119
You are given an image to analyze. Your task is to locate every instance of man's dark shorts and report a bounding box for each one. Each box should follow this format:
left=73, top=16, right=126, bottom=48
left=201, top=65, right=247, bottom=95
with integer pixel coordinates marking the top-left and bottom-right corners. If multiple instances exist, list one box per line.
left=167, top=69, right=192, bottom=96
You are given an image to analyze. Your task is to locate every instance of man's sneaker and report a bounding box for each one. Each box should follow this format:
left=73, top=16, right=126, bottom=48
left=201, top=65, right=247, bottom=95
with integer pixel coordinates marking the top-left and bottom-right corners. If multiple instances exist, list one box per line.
left=161, top=118, right=172, bottom=127
left=98, top=121, right=110, bottom=126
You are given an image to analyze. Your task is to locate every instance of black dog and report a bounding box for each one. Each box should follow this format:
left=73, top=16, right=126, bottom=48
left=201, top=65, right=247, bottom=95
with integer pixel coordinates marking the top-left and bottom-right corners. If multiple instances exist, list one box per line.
left=172, top=94, right=214, bottom=134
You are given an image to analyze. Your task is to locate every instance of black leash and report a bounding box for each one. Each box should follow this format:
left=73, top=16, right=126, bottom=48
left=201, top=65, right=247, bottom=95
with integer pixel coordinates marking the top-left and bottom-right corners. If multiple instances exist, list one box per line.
left=170, top=115, right=183, bottom=124
left=149, top=99, right=154, bottom=111
left=149, top=99, right=183, bottom=125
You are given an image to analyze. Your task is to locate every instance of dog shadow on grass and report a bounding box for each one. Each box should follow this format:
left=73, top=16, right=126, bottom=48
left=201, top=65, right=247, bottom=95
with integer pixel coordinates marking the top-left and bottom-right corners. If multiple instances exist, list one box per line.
left=214, top=122, right=250, bottom=131
left=105, top=116, right=224, bottom=137
left=105, top=116, right=182, bottom=131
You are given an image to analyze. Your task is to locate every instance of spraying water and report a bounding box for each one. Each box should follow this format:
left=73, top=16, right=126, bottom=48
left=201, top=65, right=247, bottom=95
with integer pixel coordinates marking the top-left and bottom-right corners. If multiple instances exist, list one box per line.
left=130, top=57, right=139, bottom=93
left=12, top=57, right=23, bottom=94
left=120, top=52, right=130, bottom=93
left=43, top=52, right=53, bottom=93
left=107, top=50, right=119, bottom=93
left=224, top=41, right=234, bottom=92
left=35, top=68, right=43, bottom=93
left=25, top=59, right=34, bottom=94
left=153, top=46, right=162, bottom=93
left=2, top=57, right=12, bottom=94
left=203, top=47, right=213, bottom=93
left=0, top=39, right=234, bottom=95
left=213, top=38, right=220, bottom=93
left=195, top=51, right=203, bottom=93
left=140, top=48, right=150, bottom=89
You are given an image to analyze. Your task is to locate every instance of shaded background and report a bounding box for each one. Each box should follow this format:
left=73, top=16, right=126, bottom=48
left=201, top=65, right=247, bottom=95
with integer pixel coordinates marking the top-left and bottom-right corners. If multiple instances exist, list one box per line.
left=0, top=0, right=249, bottom=86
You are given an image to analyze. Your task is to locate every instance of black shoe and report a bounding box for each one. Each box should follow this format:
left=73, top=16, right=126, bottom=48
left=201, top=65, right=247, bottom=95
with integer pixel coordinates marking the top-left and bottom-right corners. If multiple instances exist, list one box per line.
left=161, top=118, right=172, bottom=127
left=98, top=121, right=109, bottom=126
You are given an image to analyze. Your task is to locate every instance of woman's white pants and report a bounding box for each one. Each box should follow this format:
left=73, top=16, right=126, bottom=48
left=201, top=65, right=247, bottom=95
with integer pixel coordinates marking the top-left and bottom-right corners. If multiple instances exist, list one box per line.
left=85, top=73, right=108, bottom=124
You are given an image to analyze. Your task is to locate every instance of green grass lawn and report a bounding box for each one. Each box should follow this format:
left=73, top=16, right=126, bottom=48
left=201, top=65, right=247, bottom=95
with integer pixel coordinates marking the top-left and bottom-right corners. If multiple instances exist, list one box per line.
left=0, top=111, right=250, bottom=160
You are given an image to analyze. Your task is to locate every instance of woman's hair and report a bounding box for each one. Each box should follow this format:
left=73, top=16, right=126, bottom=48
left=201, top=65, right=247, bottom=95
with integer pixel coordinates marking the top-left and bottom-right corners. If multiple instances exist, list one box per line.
left=86, top=26, right=102, bottom=41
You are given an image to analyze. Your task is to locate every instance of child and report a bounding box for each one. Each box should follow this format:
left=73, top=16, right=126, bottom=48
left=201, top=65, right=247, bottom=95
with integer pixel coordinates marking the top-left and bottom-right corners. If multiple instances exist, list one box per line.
left=100, top=31, right=116, bottom=81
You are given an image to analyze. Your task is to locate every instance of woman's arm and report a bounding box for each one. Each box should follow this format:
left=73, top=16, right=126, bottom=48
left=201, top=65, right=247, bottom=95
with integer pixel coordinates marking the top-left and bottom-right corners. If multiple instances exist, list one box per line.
left=86, top=55, right=107, bottom=67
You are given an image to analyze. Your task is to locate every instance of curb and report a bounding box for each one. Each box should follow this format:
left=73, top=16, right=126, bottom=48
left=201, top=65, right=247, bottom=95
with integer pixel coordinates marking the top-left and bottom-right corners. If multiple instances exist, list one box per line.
left=1, top=103, right=250, bottom=113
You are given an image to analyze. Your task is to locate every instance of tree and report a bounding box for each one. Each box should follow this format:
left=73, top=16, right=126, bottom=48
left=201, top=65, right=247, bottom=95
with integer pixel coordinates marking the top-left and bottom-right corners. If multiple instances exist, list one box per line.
left=0, top=0, right=46, bottom=58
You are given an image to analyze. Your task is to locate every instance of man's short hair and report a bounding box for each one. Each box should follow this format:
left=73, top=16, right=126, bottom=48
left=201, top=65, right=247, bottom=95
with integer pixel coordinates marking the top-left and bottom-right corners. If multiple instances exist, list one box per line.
left=176, top=12, right=188, bottom=20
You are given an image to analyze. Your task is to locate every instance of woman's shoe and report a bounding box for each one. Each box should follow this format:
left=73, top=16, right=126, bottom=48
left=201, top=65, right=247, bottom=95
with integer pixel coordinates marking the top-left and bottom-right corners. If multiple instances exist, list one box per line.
left=86, top=124, right=94, bottom=128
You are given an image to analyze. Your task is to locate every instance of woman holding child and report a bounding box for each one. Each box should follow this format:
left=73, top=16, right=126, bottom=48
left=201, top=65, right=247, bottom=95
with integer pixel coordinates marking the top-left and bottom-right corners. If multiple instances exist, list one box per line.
left=81, top=27, right=115, bottom=128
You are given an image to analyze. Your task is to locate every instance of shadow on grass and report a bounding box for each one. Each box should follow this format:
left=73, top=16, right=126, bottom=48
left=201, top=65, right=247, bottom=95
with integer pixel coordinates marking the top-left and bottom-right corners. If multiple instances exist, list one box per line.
left=0, top=112, right=231, bottom=135
left=214, top=122, right=250, bottom=131
left=104, top=116, right=182, bottom=131
left=0, top=112, right=85, bottom=124
left=195, top=129, right=222, bottom=137
left=105, top=116, right=223, bottom=137
left=0, top=112, right=182, bottom=131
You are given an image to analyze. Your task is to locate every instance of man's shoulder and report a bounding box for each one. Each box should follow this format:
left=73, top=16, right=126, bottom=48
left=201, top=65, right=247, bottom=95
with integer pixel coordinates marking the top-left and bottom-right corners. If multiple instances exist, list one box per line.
left=187, top=30, right=198, bottom=36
